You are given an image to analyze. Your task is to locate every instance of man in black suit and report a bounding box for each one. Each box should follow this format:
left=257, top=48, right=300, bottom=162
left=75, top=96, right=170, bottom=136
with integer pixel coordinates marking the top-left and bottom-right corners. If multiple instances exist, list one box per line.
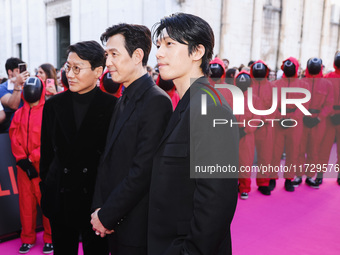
left=39, top=41, right=116, bottom=254
left=90, top=24, right=172, bottom=255
left=148, top=13, right=239, bottom=255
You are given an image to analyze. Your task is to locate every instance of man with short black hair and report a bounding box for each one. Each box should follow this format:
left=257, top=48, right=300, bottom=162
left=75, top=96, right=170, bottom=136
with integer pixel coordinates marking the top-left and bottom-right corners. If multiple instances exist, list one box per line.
left=148, top=13, right=238, bottom=255
left=0, top=57, right=29, bottom=132
left=90, top=24, right=172, bottom=255
left=40, top=40, right=116, bottom=255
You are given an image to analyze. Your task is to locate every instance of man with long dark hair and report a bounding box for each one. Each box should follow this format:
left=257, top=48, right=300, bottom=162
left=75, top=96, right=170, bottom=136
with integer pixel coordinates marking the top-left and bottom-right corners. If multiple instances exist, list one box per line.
left=148, top=13, right=239, bottom=255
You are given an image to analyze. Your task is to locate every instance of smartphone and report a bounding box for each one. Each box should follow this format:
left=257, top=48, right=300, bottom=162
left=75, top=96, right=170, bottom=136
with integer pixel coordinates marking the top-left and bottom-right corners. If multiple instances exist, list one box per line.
left=18, top=63, right=27, bottom=73
left=46, top=78, right=55, bottom=95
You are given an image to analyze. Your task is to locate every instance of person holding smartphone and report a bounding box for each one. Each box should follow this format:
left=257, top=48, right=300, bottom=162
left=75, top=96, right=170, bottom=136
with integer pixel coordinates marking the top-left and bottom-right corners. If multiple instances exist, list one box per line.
left=37, top=63, right=59, bottom=99
left=0, top=57, right=29, bottom=133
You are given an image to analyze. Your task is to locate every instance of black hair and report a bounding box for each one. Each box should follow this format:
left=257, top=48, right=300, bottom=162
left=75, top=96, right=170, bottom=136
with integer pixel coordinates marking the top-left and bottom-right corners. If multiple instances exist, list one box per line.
left=226, top=68, right=237, bottom=78
left=60, top=69, right=69, bottom=88
left=67, top=41, right=105, bottom=70
left=152, top=13, right=214, bottom=76
left=100, top=23, right=151, bottom=66
left=5, top=57, right=24, bottom=75
left=248, top=60, right=255, bottom=67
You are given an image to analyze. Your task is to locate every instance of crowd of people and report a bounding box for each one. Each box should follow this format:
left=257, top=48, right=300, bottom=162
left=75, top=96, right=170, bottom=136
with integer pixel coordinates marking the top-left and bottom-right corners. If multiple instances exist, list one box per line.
left=206, top=54, right=340, bottom=200
left=0, top=12, right=339, bottom=255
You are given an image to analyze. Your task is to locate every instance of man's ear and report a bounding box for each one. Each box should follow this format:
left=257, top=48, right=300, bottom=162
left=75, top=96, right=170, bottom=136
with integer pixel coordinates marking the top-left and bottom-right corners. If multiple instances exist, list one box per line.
left=95, top=66, right=104, bottom=79
left=133, top=48, right=144, bottom=65
left=7, top=70, right=13, bottom=78
left=192, top=44, right=205, bottom=61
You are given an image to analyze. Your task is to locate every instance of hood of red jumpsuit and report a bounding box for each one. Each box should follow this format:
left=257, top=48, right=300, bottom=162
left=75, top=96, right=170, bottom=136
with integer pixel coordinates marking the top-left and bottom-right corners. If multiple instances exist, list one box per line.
left=209, top=57, right=226, bottom=79
left=22, top=76, right=46, bottom=107
left=281, top=57, right=299, bottom=78
left=250, top=60, right=270, bottom=79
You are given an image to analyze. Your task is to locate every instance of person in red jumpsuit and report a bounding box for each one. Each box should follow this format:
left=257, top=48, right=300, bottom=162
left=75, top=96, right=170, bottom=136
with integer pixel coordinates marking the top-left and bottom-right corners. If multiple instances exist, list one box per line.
left=293, top=58, right=334, bottom=188
left=212, top=58, right=234, bottom=112
left=210, top=57, right=226, bottom=80
left=208, top=57, right=228, bottom=88
left=208, top=56, right=235, bottom=113
left=234, top=71, right=263, bottom=199
left=99, top=69, right=123, bottom=98
left=270, top=57, right=310, bottom=192
left=9, top=77, right=53, bottom=254
left=208, top=57, right=233, bottom=101
left=250, top=60, right=273, bottom=195
left=317, top=52, right=340, bottom=185
left=156, top=75, right=179, bottom=110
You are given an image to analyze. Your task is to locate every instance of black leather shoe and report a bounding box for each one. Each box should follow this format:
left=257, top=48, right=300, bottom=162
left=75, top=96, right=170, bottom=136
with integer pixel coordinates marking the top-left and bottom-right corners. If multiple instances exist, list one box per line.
left=306, top=177, right=320, bottom=189
left=268, top=179, right=276, bottom=191
left=315, top=173, right=323, bottom=185
left=315, top=177, right=323, bottom=185
left=284, top=179, right=295, bottom=192
left=258, top=186, right=271, bottom=195
left=292, top=177, right=302, bottom=187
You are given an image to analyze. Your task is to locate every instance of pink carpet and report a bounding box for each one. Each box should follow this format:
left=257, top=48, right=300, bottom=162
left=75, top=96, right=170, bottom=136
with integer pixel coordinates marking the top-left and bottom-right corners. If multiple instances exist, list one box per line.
left=232, top=178, right=340, bottom=255
left=0, top=233, right=82, bottom=254
left=1, top=180, right=338, bottom=255
left=1, top=145, right=339, bottom=255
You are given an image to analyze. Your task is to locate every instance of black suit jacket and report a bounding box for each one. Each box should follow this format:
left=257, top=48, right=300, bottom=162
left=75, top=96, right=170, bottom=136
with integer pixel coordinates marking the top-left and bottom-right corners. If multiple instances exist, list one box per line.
left=92, top=74, right=172, bottom=247
left=39, top=87, right=116, bottom=219
left=148, top=78, right=239, bottom=255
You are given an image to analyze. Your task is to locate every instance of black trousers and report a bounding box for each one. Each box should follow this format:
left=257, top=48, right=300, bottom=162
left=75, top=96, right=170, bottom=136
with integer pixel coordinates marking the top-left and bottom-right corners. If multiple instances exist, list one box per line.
left=50, top=194, right=109, bottom=255
left=108, top=235, right=147, bottom=255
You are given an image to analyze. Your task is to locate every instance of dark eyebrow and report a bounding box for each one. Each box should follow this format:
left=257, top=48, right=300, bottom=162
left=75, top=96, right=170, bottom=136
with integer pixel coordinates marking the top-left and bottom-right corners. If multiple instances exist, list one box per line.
left=156, top=36, right=170, bottom=44
left=105, top=48, right=119, bottom=53
left=66, top=61, right=85, bottom=66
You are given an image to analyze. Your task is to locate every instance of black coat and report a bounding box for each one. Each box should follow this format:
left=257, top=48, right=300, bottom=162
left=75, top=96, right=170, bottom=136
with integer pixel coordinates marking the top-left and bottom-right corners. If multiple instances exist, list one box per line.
left=148, top=79, right=239, bottom=255
left=39, top=88, right=116, bottom=219
left=92, top=75, right=173, bottom=247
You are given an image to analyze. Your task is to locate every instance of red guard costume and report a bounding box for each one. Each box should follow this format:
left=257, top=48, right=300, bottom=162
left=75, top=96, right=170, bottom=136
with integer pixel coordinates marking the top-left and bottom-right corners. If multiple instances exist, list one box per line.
left=208, top=57, right=227, bottom=89
left=271, top=57, right=310, bottom=186
left=297, top=60, right=333, bottom=181
left=250, top=60, right=273, bottom=191
left=156, top=75, right=179, bottom=110
left=9, top=78, right=52, bottom=245
left=99, top=69, right=123, bottom=98
left=318, top=56, right=340, bottom=183
left=210, top=57, right=226, bottom=80
left=233, top=71, right=264, bottom=196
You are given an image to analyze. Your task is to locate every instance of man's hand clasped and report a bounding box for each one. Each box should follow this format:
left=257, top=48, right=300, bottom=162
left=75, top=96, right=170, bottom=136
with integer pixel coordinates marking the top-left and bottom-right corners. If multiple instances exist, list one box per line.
left=90, top=208, right=114, bottom=238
